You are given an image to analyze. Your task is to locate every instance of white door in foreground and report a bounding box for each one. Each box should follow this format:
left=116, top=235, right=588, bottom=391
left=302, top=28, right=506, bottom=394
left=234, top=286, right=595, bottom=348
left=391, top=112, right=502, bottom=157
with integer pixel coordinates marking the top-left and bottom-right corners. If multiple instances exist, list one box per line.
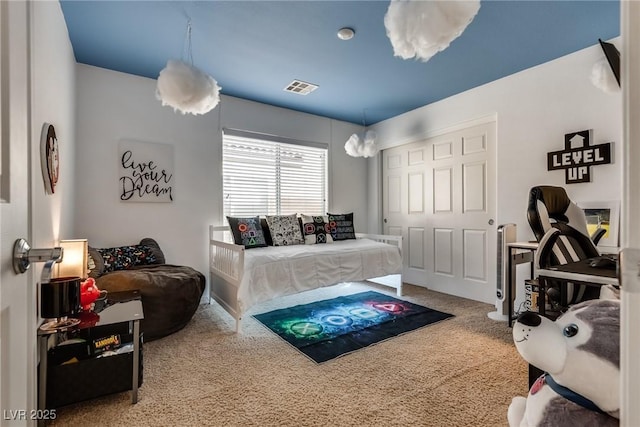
left=0, top=1, right=37, bottom=422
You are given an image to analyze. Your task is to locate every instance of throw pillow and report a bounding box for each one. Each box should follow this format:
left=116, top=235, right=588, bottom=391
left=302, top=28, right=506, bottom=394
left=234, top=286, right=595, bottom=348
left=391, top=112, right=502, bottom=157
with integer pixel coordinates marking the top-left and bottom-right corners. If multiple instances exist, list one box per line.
left=140, top=237, right=166, bottom=263
left=265, top=214, right=304, bottom=246
left=97, top=244, right=158, bottom=274
left=301, top=214, right=334, bottom=244
left=327, top=212, right=356, bottom=240
left=260, top=217, right=273, bottom=246
left=88, top=246, right=105, bottom=279
left=227, top=216, right=268, bottom=249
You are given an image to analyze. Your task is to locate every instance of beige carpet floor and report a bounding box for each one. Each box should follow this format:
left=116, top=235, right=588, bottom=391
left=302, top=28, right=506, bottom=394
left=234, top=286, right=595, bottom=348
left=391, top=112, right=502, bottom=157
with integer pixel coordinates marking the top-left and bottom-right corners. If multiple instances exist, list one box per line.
left=49, top=282, right=529, bottom=427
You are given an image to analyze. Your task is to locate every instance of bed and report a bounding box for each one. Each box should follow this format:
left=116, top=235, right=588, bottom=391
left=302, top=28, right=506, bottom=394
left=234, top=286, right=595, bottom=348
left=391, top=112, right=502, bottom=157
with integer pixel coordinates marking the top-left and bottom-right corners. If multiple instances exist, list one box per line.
left=209, top=225, right=403, bottom=332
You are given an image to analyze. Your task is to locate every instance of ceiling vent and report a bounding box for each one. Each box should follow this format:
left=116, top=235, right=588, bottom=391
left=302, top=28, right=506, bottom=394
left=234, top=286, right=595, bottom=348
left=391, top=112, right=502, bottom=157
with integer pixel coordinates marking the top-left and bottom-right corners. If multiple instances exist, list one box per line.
left=284, top=80, right=318, bottom=95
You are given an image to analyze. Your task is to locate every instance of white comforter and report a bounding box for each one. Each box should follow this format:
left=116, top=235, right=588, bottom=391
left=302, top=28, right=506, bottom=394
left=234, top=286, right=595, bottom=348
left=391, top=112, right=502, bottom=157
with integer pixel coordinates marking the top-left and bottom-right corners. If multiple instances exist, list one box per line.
left=237, top=238, right=402, bottom=314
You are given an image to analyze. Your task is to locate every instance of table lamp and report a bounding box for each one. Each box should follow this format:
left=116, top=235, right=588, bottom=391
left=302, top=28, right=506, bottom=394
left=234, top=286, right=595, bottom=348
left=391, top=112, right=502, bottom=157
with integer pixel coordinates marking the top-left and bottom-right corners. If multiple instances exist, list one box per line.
left=56, top=239, right=88, bottom=279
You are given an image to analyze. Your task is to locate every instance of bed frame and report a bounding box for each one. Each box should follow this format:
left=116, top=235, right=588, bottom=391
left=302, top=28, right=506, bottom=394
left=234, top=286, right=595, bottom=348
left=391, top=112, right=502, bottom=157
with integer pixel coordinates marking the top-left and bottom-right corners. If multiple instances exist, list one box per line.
left=209, top=225, right=403, bottom=332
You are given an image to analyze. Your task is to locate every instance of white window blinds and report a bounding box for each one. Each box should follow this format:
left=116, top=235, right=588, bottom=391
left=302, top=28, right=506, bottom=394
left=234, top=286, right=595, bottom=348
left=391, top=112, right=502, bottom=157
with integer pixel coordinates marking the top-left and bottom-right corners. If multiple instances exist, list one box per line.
left=223, top=130, right=328, bottom=218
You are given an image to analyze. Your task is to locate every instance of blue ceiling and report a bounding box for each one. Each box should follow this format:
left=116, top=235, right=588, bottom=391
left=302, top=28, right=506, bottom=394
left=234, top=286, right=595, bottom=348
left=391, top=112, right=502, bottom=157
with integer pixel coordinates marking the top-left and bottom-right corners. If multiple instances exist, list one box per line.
left=59, top=1, right=620, bottom=125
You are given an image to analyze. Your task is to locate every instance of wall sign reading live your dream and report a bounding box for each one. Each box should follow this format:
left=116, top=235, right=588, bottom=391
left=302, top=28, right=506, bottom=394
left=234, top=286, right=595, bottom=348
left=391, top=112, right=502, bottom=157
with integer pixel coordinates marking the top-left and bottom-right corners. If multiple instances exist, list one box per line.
left=118, top=139, right=174, bottom=202
left=547, top=130, right=612, bottom=184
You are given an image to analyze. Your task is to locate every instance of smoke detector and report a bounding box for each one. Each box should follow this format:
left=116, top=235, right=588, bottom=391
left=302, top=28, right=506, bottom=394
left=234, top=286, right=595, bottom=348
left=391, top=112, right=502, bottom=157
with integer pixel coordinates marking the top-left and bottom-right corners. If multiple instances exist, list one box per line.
left=337, top=27, right=355, bottom=41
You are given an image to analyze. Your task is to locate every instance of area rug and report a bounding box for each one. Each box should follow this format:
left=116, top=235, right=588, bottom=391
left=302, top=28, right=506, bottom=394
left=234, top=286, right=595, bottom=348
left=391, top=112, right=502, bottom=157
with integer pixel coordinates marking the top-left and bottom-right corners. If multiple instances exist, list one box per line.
left=253, top=290, right=454, bottom=363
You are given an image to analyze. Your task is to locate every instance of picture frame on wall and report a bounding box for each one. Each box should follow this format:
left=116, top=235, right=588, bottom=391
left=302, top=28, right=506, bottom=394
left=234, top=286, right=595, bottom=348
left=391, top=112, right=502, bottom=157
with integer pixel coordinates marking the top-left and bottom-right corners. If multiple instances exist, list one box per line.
left=577, top=200, right=620, bottom=248
left=118, top=139, right=174, bottom=203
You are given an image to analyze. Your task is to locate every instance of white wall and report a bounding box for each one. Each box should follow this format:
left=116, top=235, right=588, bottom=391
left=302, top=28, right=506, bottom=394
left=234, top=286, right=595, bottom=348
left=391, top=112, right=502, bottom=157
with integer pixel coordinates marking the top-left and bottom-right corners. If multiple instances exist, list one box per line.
left=368, top=41, right=622, bottom=243
left=31, top=1, right=77, bottom=247
left=73, top=65, right=365, bottom=285
left=30, top=0, right=76, bottom=405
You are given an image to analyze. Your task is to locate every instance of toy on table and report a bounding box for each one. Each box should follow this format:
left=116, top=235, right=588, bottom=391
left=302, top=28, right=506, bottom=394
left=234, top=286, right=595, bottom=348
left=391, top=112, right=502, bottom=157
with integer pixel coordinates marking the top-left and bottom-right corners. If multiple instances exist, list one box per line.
left=80, top=277, right=102, bottom=311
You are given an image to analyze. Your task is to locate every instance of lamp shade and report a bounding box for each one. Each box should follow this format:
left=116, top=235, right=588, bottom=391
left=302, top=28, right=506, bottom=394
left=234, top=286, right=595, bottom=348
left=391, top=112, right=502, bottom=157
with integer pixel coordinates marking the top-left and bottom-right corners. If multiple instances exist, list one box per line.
left=40, top=277, right=81, bottom=319
left=57, top=239, right=88, bottom=279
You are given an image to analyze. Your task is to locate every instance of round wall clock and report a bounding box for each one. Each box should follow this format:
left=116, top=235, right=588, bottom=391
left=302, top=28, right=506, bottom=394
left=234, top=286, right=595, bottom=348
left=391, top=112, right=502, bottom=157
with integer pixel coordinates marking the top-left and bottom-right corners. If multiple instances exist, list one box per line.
left=40, top=123, right=59, bottom=194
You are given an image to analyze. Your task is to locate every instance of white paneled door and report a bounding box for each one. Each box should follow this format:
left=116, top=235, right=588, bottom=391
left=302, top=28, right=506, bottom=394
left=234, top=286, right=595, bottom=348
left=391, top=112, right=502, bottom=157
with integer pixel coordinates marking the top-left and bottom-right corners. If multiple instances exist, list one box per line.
left=1, top=0, right=36, bottom=420
left=382, top=122, right=496, bottom=303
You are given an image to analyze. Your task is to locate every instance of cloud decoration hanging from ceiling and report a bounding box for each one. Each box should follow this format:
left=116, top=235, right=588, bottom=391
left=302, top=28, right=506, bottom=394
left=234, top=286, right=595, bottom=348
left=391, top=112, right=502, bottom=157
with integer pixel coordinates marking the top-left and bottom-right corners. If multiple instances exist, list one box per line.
left=590, top=59, right=620, bottom=93
left=384, top=0, right=480, bottom=62
left=156, top=60, right=221, bottom=115
left=345, top=130, right=379, bottom=158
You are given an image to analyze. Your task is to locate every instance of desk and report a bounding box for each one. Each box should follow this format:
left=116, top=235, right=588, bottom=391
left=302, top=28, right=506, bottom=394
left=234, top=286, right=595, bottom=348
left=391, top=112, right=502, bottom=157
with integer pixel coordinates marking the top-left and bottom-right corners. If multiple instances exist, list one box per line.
left=507, top=242, right=538, bottom=327
left=536, top=256, right=618, bottom=317
left=537, top=261, right=618, bottom=285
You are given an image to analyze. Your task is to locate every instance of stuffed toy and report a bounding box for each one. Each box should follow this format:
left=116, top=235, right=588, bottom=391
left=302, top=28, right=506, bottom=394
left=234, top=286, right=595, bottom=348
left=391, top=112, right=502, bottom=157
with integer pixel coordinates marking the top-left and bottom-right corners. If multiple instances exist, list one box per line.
left=80, top=277, right=101, bottom=310
left=508, top=297, right=620, bottom=427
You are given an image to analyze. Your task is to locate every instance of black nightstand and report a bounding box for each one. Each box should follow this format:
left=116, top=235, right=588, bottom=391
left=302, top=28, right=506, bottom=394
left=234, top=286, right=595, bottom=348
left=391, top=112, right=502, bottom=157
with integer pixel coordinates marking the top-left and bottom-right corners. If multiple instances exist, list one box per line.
left=37, top=290, right=144, bottom=421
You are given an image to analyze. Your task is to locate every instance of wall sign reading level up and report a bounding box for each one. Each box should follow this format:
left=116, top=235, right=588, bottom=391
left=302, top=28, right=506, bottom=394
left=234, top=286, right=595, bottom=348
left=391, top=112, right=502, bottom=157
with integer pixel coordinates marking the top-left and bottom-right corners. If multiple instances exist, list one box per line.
left=547, top=130, right=612, bottom=184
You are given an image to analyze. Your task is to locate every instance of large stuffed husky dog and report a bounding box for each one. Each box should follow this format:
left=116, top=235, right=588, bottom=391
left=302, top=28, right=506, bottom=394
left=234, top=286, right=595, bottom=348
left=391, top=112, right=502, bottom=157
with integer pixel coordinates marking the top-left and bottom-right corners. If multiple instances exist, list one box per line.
left=508, top=297, right=620, bottom=427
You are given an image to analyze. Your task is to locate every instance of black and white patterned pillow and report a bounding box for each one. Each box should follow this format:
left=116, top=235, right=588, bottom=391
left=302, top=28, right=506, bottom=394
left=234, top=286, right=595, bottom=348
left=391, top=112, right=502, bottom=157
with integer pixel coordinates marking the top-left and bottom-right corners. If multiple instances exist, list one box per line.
left=327, top=213, right=356, bottom=240
left=301, top=214, right=334, bottom=245
left=89, top=238, right=165, bottom=278
left=265, top=214, right=304, bottom=246
left=227, top=216, right=268, bottom=249
left=97, top=245, right=158, bottom=274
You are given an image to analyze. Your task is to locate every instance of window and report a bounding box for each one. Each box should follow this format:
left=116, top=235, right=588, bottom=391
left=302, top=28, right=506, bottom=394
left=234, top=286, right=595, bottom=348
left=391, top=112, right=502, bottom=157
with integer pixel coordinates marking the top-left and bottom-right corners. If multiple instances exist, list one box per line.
left=223, top=129, right=328, bottom=218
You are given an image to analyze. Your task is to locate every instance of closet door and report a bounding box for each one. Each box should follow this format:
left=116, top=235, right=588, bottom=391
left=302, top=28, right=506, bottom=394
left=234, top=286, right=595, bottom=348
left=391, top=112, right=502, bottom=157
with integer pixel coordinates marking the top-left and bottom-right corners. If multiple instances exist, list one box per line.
left=382, top=121, right=496, bottom=303
left=383, top=139, right=429, bottom=285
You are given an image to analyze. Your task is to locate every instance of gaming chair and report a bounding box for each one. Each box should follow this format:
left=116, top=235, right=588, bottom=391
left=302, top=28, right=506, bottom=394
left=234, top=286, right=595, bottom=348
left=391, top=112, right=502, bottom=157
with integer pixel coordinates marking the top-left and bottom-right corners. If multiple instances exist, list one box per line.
left=527, top=185, right=605, bottom=305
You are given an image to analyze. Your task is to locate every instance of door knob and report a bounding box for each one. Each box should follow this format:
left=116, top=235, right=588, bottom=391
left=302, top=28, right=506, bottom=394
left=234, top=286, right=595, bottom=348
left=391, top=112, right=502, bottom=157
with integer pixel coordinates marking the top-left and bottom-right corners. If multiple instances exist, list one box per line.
left=384, top=218, right=388, bottom=223
left=488, top=219, right=495, bottom=225
left=13, top=238, right=63, bottom=283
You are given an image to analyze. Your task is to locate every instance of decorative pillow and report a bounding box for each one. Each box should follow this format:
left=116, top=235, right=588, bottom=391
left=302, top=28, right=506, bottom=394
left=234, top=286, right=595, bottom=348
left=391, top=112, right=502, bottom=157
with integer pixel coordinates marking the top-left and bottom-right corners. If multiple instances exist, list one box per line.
left=227, top=216, right=268, bottom=249
left=327, top=212, right=356, bottom=240
left=140, top=237, right=166, bottom=263
left=97, top=244, right=158, bottom=274
left=88, top=246, right=105, bottom=279
left=265, top=214, right=304, bottom=246
left=301, top=214, right=334, bottom=244
left=260, top=218, right=273, bottom=246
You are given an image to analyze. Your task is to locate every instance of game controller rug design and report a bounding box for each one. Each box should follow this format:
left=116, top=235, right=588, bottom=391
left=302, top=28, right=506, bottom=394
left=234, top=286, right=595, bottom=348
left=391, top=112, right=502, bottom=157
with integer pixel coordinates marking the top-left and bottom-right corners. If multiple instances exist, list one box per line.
left=253, top=291, right=454, bottom=363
